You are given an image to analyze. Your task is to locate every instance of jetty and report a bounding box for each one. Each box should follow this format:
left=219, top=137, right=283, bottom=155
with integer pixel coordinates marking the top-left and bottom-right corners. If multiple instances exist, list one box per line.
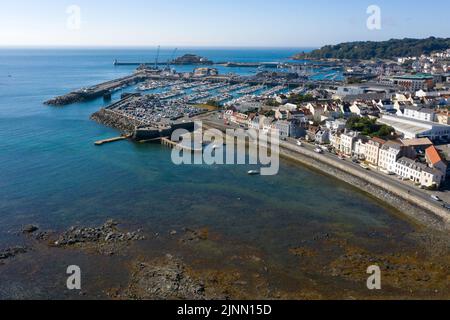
left=94, top=135, right=131, bottom=146
left=160, top=136, right=203, bottom=153
left=114, top=60, right=281, bottom=69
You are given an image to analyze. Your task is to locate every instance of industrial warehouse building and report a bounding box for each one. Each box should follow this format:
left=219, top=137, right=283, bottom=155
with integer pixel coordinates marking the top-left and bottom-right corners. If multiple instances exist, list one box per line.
left=378, top=114, right=450, bottom=141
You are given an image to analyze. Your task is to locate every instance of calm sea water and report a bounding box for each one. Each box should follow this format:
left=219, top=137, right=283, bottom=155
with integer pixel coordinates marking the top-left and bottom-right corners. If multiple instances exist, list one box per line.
left=0, top=48, right=414, bottom=251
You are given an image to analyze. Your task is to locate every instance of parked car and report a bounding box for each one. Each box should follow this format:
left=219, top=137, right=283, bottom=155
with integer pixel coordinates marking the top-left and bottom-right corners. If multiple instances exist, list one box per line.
left=314, top=148, right=324, bottom=154
left=360, top=163, right=370, bottom=170
left=431, top=195, right=442, bottom=202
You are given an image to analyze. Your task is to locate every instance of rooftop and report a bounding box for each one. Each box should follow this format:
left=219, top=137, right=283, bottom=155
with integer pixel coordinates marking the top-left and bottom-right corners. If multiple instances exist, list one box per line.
left=379, top=114, right=450, bottom=137
left=404, top=105, right=436, bottom=114
left=401, top=138, right=433, bottom=147
left=379, top=116, right=432, bottom=136
left=426, top=146, right=443, bottom=165
left=371, top=137, right=387, bottom=145
left=382, top=140, right=403, bottom=150
left=397, top=157, right=442, bottom=176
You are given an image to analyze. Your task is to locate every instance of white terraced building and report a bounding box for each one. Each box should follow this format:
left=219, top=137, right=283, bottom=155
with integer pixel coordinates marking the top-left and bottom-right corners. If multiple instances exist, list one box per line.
left=402, top=105, right=436, bottom=122
left=339, top=131, right=360, bottom=156
left=378, top=114, right=450, bottom=140
left=395, top=157, right=444, bottom=188
left=378, top=141, right=405, bottom=173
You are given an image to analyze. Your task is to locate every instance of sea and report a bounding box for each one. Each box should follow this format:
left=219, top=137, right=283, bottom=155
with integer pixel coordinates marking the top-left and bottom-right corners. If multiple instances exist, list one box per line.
left=0, top=48, right=428, bottom=298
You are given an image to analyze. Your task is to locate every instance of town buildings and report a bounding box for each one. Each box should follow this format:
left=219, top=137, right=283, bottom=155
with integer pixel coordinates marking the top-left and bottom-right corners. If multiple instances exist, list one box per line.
left=403, top=105, right=436, bottom=122
left=365, top=137, right=386, bottom=166
left=378, top=114, right=450, bottom=140
left=378, top=141, right=407, bottom=173
left=219, top=47, right=450, bottom=189
left=382, top=74, right=435, bottom=91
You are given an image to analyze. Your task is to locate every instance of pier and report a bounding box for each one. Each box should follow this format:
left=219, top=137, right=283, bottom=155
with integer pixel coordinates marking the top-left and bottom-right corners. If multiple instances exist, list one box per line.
left=94, top=135, right=131, bottom=146
left=160, top=136, right=203, bottom=152
left=113, top=59, right=282, bottom=69
left=45, top=72, right=149, bottom=106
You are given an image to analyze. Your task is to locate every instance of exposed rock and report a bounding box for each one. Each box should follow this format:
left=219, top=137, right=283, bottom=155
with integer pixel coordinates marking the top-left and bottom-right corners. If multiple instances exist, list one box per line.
left=22, top=225, right=39, bottom=234
left=0, top=246, right=28, bottom=261
left=179, top=228, right=209, bottom=243
left=313, top=232, right=332, bottom=242
left=289, top=247, right=318, bottom=258
left=53, top=220, right=145, bottom=255
left=124, top=256, right=207, bottom=300
left=34, top=231, right=53, bottom=241
left=328, top=246, right=450, bottom=292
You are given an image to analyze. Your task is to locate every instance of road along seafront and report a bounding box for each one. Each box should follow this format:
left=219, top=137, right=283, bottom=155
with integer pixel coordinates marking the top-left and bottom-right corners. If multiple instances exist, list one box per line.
left=200, top=120, right=450, bottom=232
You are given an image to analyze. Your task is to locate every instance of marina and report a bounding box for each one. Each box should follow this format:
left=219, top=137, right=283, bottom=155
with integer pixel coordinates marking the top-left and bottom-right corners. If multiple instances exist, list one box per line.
left=44, top=53, right=346, bottom=107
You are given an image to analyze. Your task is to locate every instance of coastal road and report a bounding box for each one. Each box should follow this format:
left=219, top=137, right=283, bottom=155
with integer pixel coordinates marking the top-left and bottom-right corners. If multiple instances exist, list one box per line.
left=199, top=114, right=448, bottom=217
left=284, top=138, right=447, bottom=214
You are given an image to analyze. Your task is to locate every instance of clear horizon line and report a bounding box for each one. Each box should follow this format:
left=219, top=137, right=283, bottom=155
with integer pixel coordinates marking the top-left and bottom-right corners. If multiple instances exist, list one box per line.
left=0, top=44, right=318, bottom=50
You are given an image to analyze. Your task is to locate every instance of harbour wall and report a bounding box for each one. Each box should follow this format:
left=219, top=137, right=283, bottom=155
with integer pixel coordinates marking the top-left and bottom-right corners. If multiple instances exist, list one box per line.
left=45, top=73, right=148, bottom=106
left=90, top=108, right=195, bottom=141
left=90, top=108, right=141, bottom=134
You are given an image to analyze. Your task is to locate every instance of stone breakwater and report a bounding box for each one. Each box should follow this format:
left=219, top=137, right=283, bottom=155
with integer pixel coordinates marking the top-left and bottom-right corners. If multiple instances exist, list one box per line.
left=44, top=74, right=148, bottom=106
left=90, top=108, right=142, bottom=134
left=279, top=142, right=450, bottom=231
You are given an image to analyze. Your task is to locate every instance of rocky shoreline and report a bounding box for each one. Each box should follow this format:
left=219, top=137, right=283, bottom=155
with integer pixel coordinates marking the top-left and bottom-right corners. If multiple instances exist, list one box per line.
left=52, top=219, right=146, bottom=255
left=0, top=246, right=28, bottom=264
left=118, top=255, right=212, bottom=300
left=1, top=218, right=449, bottom=299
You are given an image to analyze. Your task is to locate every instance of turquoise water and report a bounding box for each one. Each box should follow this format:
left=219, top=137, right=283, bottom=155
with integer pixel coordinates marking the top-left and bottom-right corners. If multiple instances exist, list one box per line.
left=0, top=48, right=413, bottom=250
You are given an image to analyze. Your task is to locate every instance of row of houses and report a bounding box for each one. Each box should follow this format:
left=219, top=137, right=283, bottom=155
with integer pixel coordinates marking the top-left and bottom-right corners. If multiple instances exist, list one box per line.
left=223, top=110, right=305, bottom=138
left=326, top=129, right=446, bottom=188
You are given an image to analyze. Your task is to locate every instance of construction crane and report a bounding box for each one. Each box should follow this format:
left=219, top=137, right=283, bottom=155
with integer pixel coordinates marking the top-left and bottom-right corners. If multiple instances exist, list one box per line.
left=154, top=45, right=161, bottom=69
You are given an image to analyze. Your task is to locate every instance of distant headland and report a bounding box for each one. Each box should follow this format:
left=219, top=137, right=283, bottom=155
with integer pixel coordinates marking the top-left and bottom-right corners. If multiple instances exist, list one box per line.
left=293, top=37, right=450, bottom=61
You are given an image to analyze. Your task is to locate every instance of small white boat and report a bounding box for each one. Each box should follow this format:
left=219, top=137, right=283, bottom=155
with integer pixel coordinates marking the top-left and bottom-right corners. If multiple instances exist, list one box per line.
left=248, top=170, right=260, bottom=176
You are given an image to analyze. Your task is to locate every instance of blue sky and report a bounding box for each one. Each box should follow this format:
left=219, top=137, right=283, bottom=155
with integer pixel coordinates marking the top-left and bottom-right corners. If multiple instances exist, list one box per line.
left=1, top=0, right=449, bottom=47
